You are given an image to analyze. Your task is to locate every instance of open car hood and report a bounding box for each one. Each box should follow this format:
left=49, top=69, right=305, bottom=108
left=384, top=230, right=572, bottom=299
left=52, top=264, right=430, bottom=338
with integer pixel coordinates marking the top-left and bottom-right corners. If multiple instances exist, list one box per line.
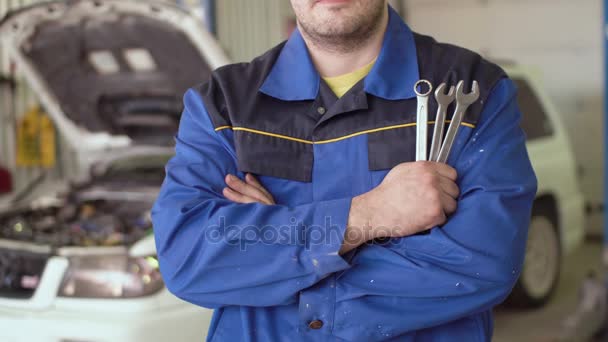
left=0, top=0, right=229, bottom=148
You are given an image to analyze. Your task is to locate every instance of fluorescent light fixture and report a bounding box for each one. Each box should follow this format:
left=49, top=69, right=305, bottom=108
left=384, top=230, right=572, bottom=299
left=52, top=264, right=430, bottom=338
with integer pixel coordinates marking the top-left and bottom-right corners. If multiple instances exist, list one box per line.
left=123, top=48, right=157, bottom=72
left=88, top=50, right=120, bottom=75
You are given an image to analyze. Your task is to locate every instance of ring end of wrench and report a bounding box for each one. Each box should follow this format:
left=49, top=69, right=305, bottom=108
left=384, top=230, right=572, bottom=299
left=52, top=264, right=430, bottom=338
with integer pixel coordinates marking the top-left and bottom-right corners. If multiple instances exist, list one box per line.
left=414, top=79, right=433, bottom=97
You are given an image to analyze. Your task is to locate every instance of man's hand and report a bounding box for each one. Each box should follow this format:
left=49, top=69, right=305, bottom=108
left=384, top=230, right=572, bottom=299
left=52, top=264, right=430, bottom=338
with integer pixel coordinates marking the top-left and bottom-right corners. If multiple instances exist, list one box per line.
left=341, top=162, right=460, bottom=254
left=223, top=173, right=275, bottom=205
left=224, top=163, right=460, bottom=255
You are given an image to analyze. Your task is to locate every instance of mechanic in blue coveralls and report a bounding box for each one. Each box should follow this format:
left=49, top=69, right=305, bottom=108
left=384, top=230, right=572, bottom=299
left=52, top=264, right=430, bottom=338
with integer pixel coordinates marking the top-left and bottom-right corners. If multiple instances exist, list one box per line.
left=152, top=0, right=537, bottom=341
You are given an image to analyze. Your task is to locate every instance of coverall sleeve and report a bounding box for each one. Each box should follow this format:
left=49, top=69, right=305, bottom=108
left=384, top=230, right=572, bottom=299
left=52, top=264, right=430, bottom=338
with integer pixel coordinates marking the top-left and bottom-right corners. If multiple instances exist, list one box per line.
left=152, top=89, right=351, bottom=308
left=331, top=79, right=538, bottom=341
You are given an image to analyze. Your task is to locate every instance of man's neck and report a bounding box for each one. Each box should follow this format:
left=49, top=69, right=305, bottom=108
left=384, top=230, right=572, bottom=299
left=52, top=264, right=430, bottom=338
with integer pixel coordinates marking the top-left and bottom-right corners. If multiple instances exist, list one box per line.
left=300, top=9, right=389, bottom=78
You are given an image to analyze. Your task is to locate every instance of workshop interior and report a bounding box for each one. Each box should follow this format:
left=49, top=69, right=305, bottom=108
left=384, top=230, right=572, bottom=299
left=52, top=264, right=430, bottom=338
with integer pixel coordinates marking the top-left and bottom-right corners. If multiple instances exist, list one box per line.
left=0, top=0, right=606, bottom=341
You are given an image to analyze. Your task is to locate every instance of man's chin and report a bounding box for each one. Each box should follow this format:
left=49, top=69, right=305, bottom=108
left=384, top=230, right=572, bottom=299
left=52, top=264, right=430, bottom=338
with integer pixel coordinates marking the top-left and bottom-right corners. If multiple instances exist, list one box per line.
left=314, top=0, right=354, bottom=7
left=306, top=16, right=359, bottom=35
left=305, top=26, right=359, bottom=41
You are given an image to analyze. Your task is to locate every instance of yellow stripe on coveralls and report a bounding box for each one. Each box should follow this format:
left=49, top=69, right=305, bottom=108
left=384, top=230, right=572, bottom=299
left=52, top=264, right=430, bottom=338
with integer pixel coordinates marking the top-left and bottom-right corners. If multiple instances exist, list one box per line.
left=214, top=121, right=476, bottom=144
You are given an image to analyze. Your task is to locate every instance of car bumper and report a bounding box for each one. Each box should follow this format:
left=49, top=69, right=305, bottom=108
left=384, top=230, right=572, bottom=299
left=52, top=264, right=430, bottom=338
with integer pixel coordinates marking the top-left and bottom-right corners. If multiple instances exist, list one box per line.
left=0, top=301, right=211, bottom=342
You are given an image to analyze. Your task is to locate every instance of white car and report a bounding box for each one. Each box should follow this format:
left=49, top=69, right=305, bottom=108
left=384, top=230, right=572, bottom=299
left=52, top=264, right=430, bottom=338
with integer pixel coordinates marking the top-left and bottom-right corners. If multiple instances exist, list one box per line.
left=504, top=65, right=586, bottom=307
left=0, top=153, right=215, bottom=342
left=0, top=1, right=227, bottom=341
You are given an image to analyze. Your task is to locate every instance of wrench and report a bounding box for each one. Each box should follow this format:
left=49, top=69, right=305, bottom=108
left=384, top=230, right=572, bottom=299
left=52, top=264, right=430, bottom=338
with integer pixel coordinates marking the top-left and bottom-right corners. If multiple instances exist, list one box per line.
left=414, top=80, right=433, bottom=161
left=429, top=83, right=456, bottom=162
left=436, top=80, right=480, bottom=164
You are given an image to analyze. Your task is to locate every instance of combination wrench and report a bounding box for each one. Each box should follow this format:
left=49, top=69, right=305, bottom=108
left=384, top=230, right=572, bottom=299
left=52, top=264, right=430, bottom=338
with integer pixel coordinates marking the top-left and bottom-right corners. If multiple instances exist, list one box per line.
left=414, top=80, right=433, bottom=161
left=429, top=83, right=456, bottom=162
left=436, top=80, right=480, bottom=164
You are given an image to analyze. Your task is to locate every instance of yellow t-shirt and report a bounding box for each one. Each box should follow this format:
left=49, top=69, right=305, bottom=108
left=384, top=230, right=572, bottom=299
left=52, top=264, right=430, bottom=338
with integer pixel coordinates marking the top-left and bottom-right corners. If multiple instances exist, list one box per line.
left=322, top=59, right=376, bottom=98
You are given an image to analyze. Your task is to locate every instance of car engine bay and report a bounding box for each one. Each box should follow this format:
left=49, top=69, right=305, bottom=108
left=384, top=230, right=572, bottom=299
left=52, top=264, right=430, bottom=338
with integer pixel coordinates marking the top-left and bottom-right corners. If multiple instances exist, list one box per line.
left=0, top=154, right=167, bottom=298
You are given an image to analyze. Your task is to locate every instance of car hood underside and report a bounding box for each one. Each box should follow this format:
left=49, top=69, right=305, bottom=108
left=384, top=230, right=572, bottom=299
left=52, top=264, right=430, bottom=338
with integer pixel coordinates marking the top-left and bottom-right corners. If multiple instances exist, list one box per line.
left=1, top=0, right=211, bottom=144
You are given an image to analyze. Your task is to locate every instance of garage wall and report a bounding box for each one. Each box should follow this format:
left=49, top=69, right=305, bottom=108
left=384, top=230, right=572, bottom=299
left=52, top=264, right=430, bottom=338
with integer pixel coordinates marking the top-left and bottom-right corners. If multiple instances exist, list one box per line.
left=401, top=0, right=605, bottom=228
left=215, top=0, right=404, bottom=63
left=215, top=0, right=293, bottom=63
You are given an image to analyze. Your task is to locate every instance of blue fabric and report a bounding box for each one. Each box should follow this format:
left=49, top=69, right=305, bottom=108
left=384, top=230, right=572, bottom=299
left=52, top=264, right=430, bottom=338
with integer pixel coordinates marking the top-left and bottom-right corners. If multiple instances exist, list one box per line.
left=152, top=77, right=537, bottom=341
left=259, top=7, right=419, bottom=101
left=152, top=9, right=537, bottom=341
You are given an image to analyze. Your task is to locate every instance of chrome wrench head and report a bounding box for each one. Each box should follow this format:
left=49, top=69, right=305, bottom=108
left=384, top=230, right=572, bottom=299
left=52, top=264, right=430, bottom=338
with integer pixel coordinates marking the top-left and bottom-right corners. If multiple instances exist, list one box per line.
left=414, top=80, right=433, bottom=98
left=435, top=83, right=456, bottom=106
left=436, top=80, right=480, bottom=164
left=429, top=83, right=456, bottom=161
left=414, top=80, right=433, bottom=161
left=455, top=80, right=480, bottom=106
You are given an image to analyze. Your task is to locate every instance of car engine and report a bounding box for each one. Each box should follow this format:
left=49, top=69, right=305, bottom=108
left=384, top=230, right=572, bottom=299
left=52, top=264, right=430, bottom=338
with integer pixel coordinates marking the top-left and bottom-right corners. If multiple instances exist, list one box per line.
left=0, top=198, right=153, bottom=248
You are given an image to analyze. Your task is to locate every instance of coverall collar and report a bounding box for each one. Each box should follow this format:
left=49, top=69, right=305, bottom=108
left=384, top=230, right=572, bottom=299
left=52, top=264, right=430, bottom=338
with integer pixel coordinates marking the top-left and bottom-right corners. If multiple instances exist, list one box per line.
left=259, top=6, right=420, bottom=101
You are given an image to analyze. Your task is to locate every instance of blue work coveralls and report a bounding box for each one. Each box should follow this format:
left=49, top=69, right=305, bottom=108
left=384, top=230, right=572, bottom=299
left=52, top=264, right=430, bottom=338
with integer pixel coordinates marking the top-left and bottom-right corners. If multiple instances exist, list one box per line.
left=152, top=7, right=537, bottom=342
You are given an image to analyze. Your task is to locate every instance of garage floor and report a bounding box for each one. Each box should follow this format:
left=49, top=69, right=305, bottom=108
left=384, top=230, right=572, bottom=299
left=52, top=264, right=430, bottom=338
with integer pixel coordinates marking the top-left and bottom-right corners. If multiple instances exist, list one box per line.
left=493, top=239, right=604, bottom=342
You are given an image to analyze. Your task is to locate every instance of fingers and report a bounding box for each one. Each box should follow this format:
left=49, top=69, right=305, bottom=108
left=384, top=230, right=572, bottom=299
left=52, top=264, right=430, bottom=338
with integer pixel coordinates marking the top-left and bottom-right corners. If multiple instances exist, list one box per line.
left=223, top=187, right=261, bottom=204
left=439, top=176, right=460, bottom=199
left=440, top=192, right=458, bottom=216
left=224, top=174, right=274, bottom=205
left=245, top=174, right=275, bottom=204
left=432, top=163, right=458, bottom=181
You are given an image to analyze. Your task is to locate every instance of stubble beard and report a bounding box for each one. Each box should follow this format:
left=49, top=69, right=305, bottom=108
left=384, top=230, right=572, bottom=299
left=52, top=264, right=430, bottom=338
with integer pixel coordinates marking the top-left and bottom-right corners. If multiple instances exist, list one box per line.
left=297, top=3, right=387, bottom=54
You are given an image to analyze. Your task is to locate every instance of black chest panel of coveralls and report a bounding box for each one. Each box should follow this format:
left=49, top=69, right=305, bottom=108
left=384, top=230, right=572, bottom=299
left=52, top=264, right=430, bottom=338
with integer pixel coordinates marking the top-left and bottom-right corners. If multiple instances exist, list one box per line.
left=197, top=33, right=506, bottom=183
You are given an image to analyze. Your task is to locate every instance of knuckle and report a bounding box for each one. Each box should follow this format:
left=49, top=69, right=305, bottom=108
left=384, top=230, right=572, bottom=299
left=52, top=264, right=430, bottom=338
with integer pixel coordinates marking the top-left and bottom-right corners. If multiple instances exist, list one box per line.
left=395, top=163, right=412, bottom=176
left=395, top=162, right=409, bottom=169
left=424, top=173, right=439, bottom=187
left=408, top=161, right=424, bottom=172
left=418, top=161, right=434, bottom=171
left=427, top=204, right=444, bottom=220
left=448, top=168, right=458, bottom=180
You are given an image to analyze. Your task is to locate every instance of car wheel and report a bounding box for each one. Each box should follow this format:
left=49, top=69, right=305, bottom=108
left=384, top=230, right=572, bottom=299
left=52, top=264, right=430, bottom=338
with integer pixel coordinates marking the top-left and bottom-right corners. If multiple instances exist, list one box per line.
left=508, top=205, right=561, bottom=308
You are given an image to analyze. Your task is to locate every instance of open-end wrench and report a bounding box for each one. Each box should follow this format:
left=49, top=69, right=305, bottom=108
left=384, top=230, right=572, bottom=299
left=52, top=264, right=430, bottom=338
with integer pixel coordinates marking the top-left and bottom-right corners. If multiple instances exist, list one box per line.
left=414, top=80, right=433, bottom=161
left=436, top=80, right=480, bottom=164
left=429, top=83, right=456, bottom=162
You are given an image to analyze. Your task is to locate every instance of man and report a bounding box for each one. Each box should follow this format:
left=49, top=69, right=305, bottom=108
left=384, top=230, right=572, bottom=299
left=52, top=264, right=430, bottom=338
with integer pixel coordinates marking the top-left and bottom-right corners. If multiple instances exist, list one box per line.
left=152, top=1, right=537, bottom=341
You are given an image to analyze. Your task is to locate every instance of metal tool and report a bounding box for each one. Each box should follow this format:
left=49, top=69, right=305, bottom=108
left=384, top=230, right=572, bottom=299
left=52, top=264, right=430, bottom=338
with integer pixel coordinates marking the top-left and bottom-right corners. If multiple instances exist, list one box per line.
left=436, top=80, right=480, bottom=164
left=429, top=83, right=455, bottom=162
left=414, top=80, right=433, bottom=161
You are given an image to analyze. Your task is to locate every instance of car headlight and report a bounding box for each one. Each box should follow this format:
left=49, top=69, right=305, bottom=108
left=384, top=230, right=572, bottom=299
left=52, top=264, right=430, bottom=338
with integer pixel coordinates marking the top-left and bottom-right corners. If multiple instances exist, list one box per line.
left=58, top=254, right=163, bottom=298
